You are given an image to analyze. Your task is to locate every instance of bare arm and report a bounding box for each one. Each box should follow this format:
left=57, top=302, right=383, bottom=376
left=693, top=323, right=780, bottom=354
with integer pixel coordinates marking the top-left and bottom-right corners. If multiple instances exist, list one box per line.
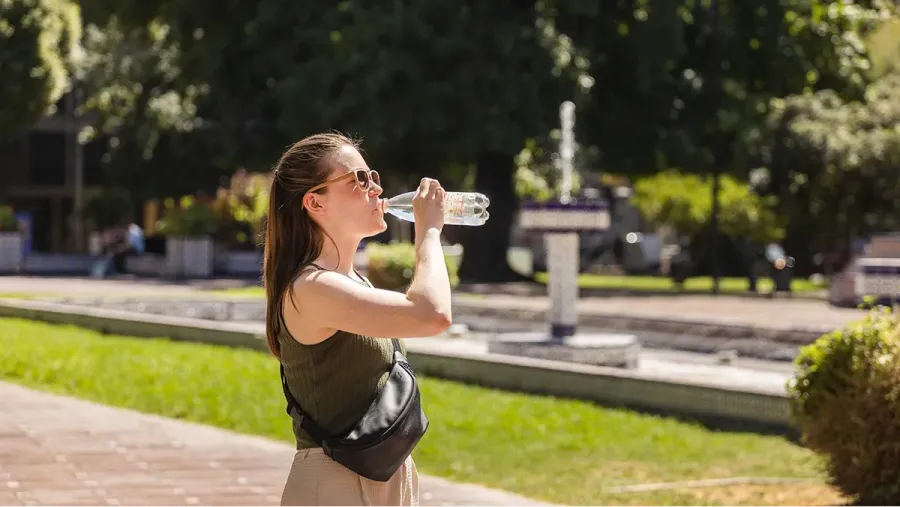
left=284, top=178, right=452, bottom=343
left=287, top=267, right=451, bottom=342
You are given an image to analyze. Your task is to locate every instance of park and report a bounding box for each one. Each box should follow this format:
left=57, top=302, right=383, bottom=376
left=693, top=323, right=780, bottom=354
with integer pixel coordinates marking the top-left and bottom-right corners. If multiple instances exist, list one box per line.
left=2, top=0, right=900, bottom=505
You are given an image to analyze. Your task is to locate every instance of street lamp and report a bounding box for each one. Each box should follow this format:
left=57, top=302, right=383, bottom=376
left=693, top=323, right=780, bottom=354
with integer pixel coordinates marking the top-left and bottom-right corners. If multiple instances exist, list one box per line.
left=708, top=0, right=722, bottom=294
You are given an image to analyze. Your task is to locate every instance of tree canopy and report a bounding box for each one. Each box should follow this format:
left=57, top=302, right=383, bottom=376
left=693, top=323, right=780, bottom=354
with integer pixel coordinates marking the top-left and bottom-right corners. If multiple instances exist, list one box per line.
left=5, top=0, right=900, bottom=278
left=0, top=0, right=81, bottom=137
left=755, top=72, right=900, bottom=255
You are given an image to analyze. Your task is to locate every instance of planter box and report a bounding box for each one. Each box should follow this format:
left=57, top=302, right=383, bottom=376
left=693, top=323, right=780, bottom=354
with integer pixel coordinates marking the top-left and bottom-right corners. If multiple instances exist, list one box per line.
left=224, top=250, right=263, bottom=276
left=165, top=236, right=215, bottom=279
left=214, top=242, right=230, bottom=274
left=24, top=253, right=93, bottom=275
left=0, top=232, right=24, bottom=274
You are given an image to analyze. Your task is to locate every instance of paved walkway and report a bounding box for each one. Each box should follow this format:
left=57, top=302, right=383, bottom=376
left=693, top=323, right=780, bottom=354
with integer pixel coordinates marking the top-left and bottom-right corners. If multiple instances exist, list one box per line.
left=0, top=382, right=548, bottom=506
left=0, top=276, right=870, bottom=333
left=458, top=293, right=870, bottom=332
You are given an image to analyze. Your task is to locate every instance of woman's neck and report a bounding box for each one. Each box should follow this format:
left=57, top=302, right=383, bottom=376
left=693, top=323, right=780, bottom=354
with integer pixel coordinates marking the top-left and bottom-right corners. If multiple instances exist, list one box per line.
left=315, top=233, right=361, bottom=275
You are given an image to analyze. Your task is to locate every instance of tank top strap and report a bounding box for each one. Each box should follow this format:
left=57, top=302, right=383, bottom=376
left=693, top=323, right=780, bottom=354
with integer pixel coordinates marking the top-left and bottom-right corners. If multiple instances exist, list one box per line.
left=352, top=266, right=373, bottom=288
left=279, top=262, right=326, bottom=331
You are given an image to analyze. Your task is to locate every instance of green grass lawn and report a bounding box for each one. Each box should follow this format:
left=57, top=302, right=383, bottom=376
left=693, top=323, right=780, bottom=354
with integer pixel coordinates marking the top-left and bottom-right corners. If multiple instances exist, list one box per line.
left=532, top=273, right=826, bottom=294
left=0, top=317, right=841, bottom=506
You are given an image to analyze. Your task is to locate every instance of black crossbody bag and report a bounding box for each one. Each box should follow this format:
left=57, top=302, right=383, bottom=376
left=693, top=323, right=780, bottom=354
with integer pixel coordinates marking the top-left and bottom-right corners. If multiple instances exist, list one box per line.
left=280, top=338, right=429, bottom=482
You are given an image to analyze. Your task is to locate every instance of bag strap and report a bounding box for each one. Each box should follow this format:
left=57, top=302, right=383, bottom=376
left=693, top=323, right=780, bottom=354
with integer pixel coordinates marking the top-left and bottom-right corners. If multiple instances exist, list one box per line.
left=280, top=364, right=331, bottom=446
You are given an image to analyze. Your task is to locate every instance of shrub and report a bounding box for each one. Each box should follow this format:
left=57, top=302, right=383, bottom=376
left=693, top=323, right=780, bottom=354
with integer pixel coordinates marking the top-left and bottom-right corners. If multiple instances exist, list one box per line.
left=787, top=309, right=900, bottom=505
left=0, top=205, right=18, bottom=232
left=365, top=241, right=459, bottom=291
left=155, top=196, right=218, bottom=238
left=211, top=170, right=271, bottom=250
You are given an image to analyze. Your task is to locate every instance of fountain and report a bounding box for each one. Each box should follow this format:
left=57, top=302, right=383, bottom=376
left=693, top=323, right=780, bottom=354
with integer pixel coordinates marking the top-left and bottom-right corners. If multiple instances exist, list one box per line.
left=488, top=101, right=641, bottom=368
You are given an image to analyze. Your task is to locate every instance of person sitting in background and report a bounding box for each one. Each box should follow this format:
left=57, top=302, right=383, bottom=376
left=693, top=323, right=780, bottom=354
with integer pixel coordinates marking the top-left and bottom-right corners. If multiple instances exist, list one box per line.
left=90, top=218, right=145, bottom=278
left=113, top=221, right=145, bottom=273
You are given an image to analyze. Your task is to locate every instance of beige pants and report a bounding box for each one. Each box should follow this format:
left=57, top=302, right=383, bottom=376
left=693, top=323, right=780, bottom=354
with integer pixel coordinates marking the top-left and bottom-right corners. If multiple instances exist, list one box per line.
left=281, top=448, right=419, bottom=506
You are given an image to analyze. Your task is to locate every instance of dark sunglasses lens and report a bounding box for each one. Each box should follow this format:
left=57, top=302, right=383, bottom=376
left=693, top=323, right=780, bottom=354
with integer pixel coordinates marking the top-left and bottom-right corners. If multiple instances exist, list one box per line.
left=370, top=171, right=380, bottom=186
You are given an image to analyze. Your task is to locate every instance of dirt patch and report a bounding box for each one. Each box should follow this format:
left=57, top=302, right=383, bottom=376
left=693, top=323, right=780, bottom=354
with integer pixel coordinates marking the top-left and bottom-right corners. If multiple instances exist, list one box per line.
left=683, top=482, right=846, bottom=506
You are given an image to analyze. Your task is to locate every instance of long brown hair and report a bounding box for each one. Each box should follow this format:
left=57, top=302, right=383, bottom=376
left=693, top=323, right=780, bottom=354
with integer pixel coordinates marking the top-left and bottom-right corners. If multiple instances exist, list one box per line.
left=262, top=132, right=360, bottom=358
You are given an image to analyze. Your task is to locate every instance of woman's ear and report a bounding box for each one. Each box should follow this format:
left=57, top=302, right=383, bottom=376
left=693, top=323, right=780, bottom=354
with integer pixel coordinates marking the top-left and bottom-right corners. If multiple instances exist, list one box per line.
left=303, top=193, right=326, bottom=217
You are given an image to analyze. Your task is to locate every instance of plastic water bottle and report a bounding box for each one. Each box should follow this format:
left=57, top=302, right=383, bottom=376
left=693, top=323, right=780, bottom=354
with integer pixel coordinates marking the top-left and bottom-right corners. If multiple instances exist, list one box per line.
left=381, top=191, right=490, bottom=226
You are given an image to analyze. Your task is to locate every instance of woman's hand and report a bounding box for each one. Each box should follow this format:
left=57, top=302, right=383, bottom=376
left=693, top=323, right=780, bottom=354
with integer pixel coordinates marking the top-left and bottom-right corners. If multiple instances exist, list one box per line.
left=412, top=177, right=446, bottom=233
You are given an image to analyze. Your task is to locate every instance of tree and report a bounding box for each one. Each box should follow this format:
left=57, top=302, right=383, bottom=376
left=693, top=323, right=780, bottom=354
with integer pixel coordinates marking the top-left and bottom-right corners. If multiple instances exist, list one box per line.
left=0, top=0, right=81, bottom=138
left=112, top=0, right=572, bottom=281
left=547, top=0, right=895, bottom=176
left=74, top=17, right=217, bottom=200
left=262, top=1, right=571, bottom=281
left=754, top=73, right=900, bottom=267
left=630, top=169, right=785, bottom=244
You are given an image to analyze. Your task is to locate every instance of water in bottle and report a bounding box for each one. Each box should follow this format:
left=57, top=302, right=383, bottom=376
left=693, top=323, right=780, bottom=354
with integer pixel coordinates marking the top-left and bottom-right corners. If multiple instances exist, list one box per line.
left=381, top=191, right=490, bottom=226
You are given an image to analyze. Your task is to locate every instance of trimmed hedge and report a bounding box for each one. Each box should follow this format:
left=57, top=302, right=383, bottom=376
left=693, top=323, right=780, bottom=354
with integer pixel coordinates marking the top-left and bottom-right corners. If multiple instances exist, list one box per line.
left=788, top=309, right=900, bottom=505
left=365, top=241, right=459, bottom=291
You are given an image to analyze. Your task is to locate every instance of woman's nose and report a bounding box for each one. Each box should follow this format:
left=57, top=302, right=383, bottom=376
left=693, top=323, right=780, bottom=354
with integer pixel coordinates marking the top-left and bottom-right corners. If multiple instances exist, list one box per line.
left=371, top=182, right=383, bottom=197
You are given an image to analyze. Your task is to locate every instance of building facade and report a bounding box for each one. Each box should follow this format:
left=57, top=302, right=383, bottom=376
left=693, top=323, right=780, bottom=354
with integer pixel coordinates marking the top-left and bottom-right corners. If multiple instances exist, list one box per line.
left=0, top=90, right=106, bottom=254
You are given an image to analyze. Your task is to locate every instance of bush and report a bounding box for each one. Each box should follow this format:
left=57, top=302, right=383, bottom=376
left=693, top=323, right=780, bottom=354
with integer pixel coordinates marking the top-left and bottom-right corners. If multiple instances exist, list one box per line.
left=365, top=241, right=459, bottom=291
left=787, top=309, right=900, bottom=505
left=155, top=196, right=218, bottom=238
left=211, top=170, right=271, bottom=250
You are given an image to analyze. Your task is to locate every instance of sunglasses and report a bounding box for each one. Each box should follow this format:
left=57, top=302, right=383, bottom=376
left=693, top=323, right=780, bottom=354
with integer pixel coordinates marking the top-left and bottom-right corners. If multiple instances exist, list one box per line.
left=308, top=168, right=381, bottom=194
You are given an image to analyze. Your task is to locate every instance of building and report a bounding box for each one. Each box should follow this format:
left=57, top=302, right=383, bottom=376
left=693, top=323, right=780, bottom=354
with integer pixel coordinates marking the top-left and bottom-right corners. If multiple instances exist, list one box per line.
left=0, top=89, right=106, bottom=254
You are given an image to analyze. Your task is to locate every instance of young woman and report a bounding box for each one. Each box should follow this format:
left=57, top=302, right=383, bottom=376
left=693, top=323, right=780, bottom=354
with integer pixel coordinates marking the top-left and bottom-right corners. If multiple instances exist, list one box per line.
left=263, top=132, right=452, bottom=506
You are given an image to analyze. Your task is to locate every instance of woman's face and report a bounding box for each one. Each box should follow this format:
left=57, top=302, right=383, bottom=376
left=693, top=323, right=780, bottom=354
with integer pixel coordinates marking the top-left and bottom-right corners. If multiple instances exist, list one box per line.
left=314, top=145, right=387, bottom=238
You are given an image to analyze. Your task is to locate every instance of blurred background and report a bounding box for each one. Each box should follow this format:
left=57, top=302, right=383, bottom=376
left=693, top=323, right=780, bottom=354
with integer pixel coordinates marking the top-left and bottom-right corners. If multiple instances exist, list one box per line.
left=1, top=0, right=897, bottom=293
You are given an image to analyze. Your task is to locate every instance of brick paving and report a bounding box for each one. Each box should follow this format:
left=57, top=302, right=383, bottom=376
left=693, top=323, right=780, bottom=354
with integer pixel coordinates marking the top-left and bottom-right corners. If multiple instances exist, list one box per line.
left=0, top=381, right=548, bottom=506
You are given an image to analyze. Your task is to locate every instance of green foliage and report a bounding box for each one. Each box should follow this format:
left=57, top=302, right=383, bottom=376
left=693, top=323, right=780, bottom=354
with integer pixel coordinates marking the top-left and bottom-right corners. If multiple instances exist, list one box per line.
left=630, top=169, right=785, bottom=243
left=365, top=242, right=459, bottom=291
left=755, top=73, right=900, bottom=248
left=514, top=137, right=583, bottom=202
left=788, top=309, right=900, bottom=504
left=0, top=204, right=18, bottom=232
left=155, top=195, right=218, bottom=238
left=82, top=187, right=133, bottom=231
left=0, top=0, right=82, bottom=136
left=548, top=0, right=896, bottom=175
left=75, top=0, right=574, bottom=282
left=211, top=170, right=271, bottom=250
left=76, top=17, right=204, bottom=156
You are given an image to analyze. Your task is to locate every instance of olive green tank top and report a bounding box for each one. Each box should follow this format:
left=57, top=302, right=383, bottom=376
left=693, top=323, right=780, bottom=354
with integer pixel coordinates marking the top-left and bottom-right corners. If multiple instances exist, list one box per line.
left=277, top=266, right=406, bottom=450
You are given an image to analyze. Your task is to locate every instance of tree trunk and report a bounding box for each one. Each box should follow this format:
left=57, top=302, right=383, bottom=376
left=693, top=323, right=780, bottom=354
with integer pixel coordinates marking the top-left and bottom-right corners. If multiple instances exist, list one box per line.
left=457, top=150, right=530, bottom=283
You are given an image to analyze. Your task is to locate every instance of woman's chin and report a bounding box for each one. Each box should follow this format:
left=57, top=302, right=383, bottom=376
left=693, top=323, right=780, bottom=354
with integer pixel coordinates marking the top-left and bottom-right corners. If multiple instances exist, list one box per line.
left=367, top=216, right=388, bottom=235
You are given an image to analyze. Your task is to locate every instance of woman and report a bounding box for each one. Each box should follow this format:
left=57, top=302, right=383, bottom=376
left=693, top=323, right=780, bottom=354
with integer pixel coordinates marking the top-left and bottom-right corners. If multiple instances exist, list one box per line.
left=263, top=132, right=452, bottom=506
